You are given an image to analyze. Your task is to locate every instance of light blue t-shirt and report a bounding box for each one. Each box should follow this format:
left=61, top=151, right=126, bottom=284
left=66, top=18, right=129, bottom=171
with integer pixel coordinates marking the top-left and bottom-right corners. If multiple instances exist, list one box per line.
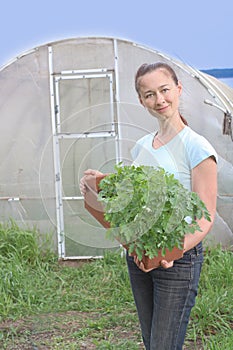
left=131, top=126, right=218, bottom=191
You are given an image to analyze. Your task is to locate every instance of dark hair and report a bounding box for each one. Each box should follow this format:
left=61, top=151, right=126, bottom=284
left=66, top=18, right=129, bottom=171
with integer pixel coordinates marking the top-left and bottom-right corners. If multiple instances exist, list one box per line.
left=135, top=62, right=188, bottom=125
left=135, top=62, right=179, bottom=95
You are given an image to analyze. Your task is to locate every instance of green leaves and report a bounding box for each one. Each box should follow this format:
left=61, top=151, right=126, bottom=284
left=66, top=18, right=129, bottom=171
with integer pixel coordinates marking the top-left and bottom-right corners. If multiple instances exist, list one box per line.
left=98, top=164, right=210, bottom=259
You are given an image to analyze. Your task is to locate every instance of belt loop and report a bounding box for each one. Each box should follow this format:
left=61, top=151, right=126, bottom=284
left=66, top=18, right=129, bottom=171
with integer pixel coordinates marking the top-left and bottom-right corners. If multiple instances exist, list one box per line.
left=194, top=245, right=199, bottom=256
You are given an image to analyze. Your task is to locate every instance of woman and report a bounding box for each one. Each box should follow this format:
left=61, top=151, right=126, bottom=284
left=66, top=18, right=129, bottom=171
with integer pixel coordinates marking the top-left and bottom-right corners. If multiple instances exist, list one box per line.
left=80, top=62, right=218, bottom=349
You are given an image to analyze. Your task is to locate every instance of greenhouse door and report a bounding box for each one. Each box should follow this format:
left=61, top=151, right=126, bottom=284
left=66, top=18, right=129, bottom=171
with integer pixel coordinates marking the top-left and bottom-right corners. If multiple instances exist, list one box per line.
left=50, top=68, right=120, bottom=259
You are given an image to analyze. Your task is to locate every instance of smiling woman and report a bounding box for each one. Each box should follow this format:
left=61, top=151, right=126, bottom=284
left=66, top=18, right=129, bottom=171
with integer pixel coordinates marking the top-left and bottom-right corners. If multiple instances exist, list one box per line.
left=81, top=60, right=219, bottom=350
left=124, top=61, right=218, bottom=350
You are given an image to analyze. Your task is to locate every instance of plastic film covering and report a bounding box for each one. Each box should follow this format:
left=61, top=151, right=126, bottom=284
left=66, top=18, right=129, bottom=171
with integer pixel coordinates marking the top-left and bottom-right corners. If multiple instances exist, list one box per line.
left=0, top=37, right=232, bottom=259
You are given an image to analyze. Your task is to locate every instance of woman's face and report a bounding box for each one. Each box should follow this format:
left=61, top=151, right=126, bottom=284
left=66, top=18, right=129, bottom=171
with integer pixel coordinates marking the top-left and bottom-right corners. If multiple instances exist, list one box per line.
left=138, top=68, right=182, bottom=120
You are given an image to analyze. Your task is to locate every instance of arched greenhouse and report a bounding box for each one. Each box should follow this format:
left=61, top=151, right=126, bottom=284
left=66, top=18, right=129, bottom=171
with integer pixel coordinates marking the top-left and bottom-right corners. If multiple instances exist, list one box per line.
left=0, top=37, right=232, bottom=260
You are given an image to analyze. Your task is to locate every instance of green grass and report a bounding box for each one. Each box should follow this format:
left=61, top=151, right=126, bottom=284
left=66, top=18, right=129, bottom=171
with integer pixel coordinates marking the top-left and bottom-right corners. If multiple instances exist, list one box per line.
left=0, top=220, right=232, bottom=349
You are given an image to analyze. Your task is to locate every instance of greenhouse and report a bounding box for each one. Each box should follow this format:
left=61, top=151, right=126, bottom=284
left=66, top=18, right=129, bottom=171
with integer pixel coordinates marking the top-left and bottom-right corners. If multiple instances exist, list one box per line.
left=0, top=36, right=232, bottom=259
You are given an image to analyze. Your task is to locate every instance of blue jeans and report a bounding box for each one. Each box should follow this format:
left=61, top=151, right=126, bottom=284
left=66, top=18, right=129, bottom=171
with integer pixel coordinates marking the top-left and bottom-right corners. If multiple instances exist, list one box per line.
left=126, top=242, right=203, bottom=350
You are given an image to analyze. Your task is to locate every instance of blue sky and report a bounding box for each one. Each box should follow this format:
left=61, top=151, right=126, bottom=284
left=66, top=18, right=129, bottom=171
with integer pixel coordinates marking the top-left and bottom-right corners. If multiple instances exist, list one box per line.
left=1, top=0, right=232, bottom=74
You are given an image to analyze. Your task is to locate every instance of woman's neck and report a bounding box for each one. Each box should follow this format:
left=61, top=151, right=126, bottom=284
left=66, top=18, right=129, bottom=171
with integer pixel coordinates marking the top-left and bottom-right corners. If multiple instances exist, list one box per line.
left=153, top=115, right=186, bottom=148
left=157, top=115, right=185, bottom=140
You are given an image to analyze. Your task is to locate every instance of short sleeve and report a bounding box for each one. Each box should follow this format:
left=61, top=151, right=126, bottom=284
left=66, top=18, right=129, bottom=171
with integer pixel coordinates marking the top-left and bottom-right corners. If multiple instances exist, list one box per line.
left=187, top=134, right=218, bottom=169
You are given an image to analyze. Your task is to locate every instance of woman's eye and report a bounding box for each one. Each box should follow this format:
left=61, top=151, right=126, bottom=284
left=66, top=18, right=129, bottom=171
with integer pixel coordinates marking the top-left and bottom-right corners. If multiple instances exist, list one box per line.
left=145, top=93, right=154, bottom=99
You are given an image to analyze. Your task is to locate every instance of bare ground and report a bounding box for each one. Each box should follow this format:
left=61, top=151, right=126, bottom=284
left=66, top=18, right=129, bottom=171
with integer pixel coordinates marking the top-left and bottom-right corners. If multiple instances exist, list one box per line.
left=0, top=311, right=204, bottom=350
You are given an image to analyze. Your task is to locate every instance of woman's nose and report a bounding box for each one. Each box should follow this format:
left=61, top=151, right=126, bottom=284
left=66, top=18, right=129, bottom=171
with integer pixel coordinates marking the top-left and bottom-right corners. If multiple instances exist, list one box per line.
left=156, top=92, right=165, bottom=105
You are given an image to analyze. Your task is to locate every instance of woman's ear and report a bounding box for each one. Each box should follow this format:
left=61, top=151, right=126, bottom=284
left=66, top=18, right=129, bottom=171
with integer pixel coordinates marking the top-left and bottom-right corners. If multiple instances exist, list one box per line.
left=177, top=81, right=182, bottom=96
left=139, top=95, right=145, bottom=107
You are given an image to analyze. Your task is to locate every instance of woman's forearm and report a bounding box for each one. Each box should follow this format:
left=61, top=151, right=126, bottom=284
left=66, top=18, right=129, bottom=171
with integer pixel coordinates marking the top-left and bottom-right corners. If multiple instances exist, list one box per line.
left=183, top=214, right=215, bottom=252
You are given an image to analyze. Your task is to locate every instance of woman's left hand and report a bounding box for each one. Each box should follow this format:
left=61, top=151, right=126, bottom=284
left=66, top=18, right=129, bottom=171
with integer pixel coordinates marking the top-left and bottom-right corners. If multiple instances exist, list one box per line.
left=133, top=256, right=174, bottom=272
left=160, top=259, right=174, bottom=269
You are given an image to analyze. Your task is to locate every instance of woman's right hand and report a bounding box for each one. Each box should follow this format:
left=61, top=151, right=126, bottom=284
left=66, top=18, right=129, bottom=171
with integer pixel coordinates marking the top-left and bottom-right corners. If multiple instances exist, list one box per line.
left=79, top=169, right=104, bottom=195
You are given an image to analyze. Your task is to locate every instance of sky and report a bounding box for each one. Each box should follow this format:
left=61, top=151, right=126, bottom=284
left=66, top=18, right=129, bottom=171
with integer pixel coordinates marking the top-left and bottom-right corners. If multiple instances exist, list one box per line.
left=1, top=0, right=233, bottom=85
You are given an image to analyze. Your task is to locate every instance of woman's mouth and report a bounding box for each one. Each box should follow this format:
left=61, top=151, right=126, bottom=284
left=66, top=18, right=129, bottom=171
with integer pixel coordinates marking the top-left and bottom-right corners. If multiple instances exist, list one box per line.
left=156, top=106, right=169, bottom=114
left=156, top=105, right=169, bottom=113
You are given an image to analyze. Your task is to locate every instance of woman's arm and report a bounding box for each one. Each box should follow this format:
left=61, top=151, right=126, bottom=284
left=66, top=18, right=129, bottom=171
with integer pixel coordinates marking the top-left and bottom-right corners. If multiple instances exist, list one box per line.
left=136, top=156, right=217, bottom=272
left=183, top=156, right=218, bottom=252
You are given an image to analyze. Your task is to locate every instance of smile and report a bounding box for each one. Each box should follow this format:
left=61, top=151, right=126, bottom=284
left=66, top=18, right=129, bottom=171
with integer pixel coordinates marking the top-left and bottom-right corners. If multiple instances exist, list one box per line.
left=156, top=105, right=169, bottom=113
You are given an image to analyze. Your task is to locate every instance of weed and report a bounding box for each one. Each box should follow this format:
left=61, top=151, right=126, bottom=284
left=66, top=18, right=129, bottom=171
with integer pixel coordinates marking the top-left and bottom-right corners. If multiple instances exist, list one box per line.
left=0, top=221, right=232, bottom=349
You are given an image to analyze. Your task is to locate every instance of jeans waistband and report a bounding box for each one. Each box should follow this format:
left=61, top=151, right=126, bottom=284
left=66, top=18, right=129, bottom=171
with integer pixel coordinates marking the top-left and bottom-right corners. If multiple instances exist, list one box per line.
left=184, top=241, right=203, bottom=256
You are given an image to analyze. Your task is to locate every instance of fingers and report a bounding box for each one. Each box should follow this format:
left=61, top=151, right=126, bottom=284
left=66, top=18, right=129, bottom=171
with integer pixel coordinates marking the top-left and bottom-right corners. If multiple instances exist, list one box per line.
left=79, top=176, right=87, bottom=195
left=160, top=259, right=174, bottom=269
left=84, top=169, right=103, bottom=176
left=79, top=169, right=104, bottom=195
left=133, top=256, right=154, bottom=273
left=133, top=255, right=174, bottom=272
